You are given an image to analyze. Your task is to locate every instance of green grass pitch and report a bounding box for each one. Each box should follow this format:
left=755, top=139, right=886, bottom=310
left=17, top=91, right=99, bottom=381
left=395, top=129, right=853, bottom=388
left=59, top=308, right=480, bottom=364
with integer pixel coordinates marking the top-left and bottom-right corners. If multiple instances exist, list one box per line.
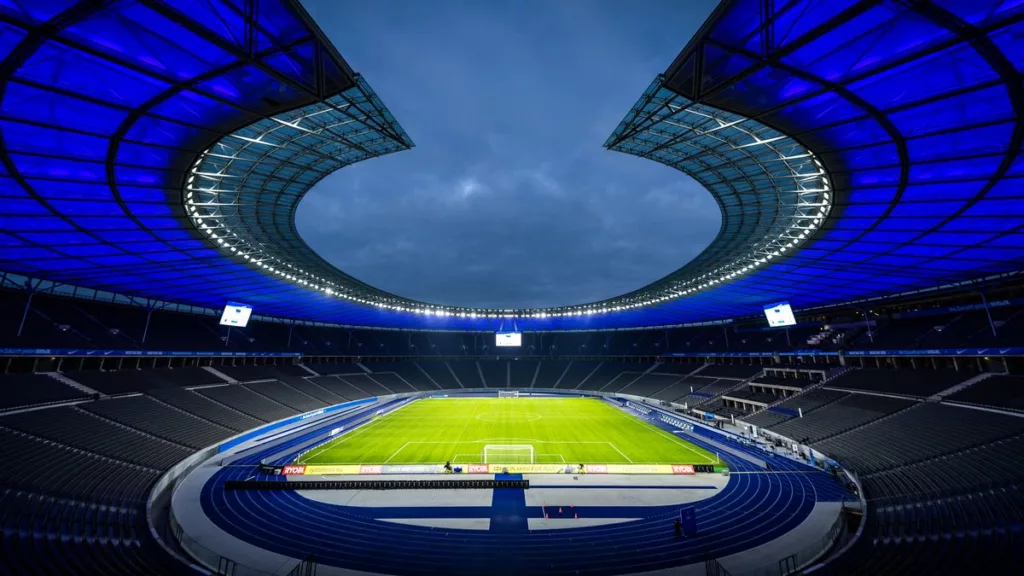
left=299, top=397, right=719, bottom=466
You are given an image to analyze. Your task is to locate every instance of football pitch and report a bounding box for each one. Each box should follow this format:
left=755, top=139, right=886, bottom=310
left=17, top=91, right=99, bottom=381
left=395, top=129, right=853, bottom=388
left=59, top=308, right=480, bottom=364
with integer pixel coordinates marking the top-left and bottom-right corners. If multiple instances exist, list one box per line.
left=298, top=397, right=719, bottom=466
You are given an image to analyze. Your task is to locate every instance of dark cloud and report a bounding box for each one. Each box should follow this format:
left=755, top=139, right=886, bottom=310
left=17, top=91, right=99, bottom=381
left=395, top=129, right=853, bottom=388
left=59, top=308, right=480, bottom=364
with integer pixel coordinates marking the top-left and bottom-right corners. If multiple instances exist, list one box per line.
left=296, top=0, right=721, bottom=309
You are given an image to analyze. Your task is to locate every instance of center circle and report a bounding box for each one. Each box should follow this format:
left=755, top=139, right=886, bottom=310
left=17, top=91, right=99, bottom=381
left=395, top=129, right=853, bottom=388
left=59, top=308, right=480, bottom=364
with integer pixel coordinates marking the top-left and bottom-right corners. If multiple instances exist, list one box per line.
left=475, top=412, right=542, bottom=423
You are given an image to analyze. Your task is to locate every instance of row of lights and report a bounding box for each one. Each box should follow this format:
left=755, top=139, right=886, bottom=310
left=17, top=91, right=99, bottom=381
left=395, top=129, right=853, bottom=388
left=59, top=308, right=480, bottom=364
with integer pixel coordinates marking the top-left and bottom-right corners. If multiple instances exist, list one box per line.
left=186, top=136, right=831, bottom=319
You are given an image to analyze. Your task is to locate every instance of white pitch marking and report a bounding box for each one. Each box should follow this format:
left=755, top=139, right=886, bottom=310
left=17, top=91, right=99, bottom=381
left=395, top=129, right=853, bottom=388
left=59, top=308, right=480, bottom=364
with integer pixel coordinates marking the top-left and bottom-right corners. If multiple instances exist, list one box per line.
left=383, top=442, right=411, bottom=464
left=607, top=442, right=633, bottom=463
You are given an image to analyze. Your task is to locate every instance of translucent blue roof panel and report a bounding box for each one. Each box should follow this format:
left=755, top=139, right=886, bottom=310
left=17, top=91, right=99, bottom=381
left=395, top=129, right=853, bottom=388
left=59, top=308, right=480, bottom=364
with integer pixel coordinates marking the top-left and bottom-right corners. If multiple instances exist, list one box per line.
left=0, top=0, right=1022, bottom=331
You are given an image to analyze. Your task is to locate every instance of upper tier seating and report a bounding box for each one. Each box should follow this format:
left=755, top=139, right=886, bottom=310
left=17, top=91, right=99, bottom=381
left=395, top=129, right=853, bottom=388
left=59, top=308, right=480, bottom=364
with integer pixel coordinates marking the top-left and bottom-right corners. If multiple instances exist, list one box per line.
left=5, top=287, right=1024, bottom=356
left=813, top=403, right=1024, bottom=474
left=946, top=374, right=1024, bottom=411
left=750, top=374, right=818, bottom=388
left=196, top=385, right=298, bottom=422
left=79, top=395, right=234, bottom=450
left=724, top=387, right=780, bottom=404
left=0, top=373, right=88, bottom=410
left=651, top=363, right=701, bottom=375
left=593, top=366, right=646, bottom=393
left=63, top=367, right=227, bottom=395
left=307, top=376, right=371, bottom=400
left=341, top=374, right=393, bottom=396
left=416, top=360, right=460, bottom=389
left=828, top=368, right=970, bottom=398
left=509, top=359, right=539, bottom=388
left=650, top=376, right=720, bottom=402
left=861, top=435, right=1024, bottom=500
left=618, top=373, right=685, bottom=397
left=534, top=360, right=570, bottom=388
left=215, top=364, right=310, bottom=382
left=699, top=365, right=762, bottom=379
left=0, top=406, right=191, bottom=470
left=244, top=381, right=327, bottom=413
left=479, top=360, right=508, bottom=388
left=0, top=428, right=159, bottom=504
left=304, top=363, right=365, bottom=376
left=366, top=372, right=417, bottom=394
left=448, top=361, right=484, bottom=388
left=276, top=376, right=348, bottom=404
left=767, top=393, right=913, bottom=444
left=552, top=361, right=599, bottom=389
left=363, top=361, right=437, bottom=391
left=740, top=409, right=792, bottom=428
left=147, top=387, right=264, bottom=432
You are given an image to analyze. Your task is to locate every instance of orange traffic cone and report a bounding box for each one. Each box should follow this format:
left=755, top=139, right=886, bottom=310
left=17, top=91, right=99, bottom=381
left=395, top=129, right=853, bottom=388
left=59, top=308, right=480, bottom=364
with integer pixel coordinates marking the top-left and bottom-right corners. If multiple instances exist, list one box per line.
left=558, top=507, right=563, bottom=514
left=574, top=513, right=579, bottom=519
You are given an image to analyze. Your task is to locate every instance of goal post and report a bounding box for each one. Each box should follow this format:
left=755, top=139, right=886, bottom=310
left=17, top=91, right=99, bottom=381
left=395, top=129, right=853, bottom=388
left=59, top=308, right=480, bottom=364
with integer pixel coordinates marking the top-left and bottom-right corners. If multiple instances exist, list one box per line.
left=483, top=444, right=534, bottom=464
left=497, top=390, right=519, bottom=398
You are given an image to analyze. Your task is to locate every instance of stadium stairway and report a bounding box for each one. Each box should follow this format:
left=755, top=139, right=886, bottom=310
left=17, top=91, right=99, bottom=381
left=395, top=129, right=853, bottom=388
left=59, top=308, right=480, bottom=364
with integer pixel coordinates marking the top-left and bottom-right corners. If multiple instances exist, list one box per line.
left=193, top=405, right=853, bottom=576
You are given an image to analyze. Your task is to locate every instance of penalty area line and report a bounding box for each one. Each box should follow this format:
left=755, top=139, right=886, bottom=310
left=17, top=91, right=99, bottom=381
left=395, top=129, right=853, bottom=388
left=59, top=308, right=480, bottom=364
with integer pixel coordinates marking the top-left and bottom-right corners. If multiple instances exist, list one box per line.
left=606, top=442, right=634, bottom=463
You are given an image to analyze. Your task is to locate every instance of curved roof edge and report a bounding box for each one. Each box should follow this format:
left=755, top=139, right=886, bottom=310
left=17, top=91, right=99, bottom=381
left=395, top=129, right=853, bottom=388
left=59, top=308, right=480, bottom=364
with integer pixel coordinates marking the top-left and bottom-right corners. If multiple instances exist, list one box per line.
left=187, top=73, right=832, bottom=319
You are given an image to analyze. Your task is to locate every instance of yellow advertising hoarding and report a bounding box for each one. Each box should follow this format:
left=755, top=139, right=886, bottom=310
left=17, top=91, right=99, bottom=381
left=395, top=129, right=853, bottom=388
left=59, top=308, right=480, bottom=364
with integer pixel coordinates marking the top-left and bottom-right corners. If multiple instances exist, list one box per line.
left=302, top=465, right=363, bottom=475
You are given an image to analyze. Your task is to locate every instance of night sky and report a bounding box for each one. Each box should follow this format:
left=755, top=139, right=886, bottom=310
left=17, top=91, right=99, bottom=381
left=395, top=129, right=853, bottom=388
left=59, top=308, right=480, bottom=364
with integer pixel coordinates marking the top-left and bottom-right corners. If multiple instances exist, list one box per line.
left=296, top=0, right=721, bottom=309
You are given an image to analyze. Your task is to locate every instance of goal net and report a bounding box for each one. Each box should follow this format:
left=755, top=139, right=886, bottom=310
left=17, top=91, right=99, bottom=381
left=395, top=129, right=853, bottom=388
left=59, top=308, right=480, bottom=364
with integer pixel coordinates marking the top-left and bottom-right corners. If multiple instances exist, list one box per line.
left=483, top=444, right=534, bottom=464
left=497, top=390, right=519, bottom=398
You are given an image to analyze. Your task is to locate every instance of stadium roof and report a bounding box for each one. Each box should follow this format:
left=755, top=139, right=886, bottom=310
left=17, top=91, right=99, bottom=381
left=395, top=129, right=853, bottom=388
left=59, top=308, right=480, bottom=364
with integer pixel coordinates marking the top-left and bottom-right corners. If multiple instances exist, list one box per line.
left=0, top=0, right=1022, bottom=331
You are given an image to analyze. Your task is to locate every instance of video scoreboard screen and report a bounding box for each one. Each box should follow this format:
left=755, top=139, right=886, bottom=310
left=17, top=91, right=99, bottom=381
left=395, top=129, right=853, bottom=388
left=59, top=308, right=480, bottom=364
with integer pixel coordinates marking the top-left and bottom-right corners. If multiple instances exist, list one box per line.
left=763, top=301, right=796, bottom=327
left=219, top=301, right=253, bottom=328
left=495, top=332, right=522, bottom=347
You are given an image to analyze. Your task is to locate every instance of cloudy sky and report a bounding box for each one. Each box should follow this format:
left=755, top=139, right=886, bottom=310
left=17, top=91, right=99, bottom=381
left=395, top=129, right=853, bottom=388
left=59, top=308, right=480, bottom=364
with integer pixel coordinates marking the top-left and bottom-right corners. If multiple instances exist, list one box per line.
left=296, top=0, right=722, bottom=309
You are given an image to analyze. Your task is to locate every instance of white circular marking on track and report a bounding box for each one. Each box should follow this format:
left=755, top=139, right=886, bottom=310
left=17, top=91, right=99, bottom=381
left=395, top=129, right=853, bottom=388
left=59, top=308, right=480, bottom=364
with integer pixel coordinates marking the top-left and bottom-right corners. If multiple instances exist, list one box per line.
left=474, top=412, right=542, bottom=423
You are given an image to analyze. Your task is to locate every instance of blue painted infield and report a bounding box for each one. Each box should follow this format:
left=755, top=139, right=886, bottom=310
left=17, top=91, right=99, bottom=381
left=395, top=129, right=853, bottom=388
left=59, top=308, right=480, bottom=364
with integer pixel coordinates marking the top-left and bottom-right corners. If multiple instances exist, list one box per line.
left=490, top=474, right=529, bottom=533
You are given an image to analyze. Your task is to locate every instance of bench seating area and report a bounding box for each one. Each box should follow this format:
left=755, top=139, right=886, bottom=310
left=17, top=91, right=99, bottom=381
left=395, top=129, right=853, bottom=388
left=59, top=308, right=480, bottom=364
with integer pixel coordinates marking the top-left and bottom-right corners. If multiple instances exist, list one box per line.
left=0, top=429, right=159, bottom=505
left=307, top=376, right=372, bottom=400
left=64, top=367, right=226, bottom=395
left=618, top=373, right=685, bottom=397
left=196, top=385, right=298, bottom=422
left=534, top=360, right=570, bottom=388
left=946, top=374, right=1024, bottom=411
left=698, top=365, right=762, bottom=379
left=0, top=407, right=191, bottom=470
left=479, top=360, right=507, bottom=387
left=0, top=373, right=88, bottom=411
left=147, top=387, right=265, bottom=432
left=828, top=368, right=969, bottom=398
left=448, top=361, right=483, bottom=388
left=416, top=360, right=461, bottom=389
left=243, top=381, right=327, bottom=413
left=342, top=374, right=393, bottom=396
left=740, top=409, right=793, bottom=428
left=365, top=362, right=438, bottom=390
left=216, top=364, right=310, bottom=382
left=80, top=395, right=234, bottom=450
left=553, top=361, right=602, bottom=389
left=509, top=360, right=539, bottom=388
left=366, top=372, right=417, bottom=394
left=813, top=404, right=1024, bottom=474
left=303, top=363, right=365, bottom=376
left=277, top=377, right=349, bottom=404
left=861, top=435, right=1024, bottom=501
left=767, top=393, right=913, bottom=444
